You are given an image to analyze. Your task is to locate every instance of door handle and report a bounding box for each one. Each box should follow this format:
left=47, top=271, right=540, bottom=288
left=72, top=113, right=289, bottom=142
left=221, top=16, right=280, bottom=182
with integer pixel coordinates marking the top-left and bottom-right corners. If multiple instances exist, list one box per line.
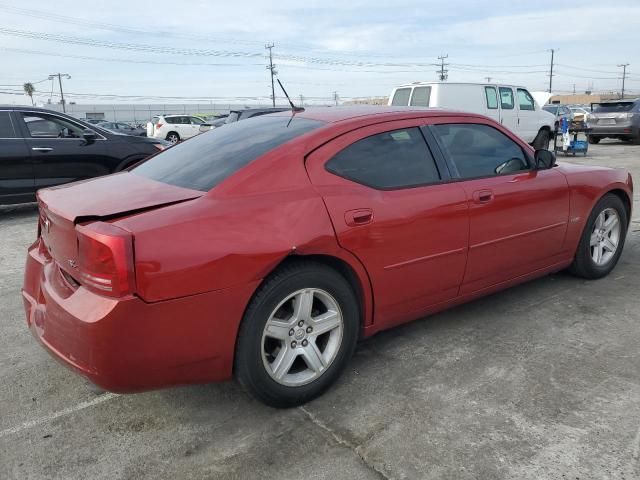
left=472, top=190, right=494, bottom=204
left=32, top=147, right=53, bottom=152
left=345, top=208, right=373, bottom=226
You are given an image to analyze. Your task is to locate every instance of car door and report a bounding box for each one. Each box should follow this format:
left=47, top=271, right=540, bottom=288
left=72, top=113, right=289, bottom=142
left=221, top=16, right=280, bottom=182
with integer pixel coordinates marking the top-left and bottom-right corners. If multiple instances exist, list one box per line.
left=0, top=110, right=34, bottom=204
left=516, top=88, right=537, bottom=142
left=305, top=120, right=469, bottom=328
left=16, top=111, right=115, bottom=190
left=498, top=87, right=519, bottom=135
left=188, top=117, right=205, bottom=137
left=483, top=86, right=501, bottom=123
left=429, top=119, right=570, bottom=295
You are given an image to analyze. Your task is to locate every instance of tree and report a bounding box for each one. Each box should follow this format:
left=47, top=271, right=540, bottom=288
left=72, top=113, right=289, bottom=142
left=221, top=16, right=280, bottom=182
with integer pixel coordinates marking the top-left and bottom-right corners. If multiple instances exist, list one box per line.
left=23, top=82, right=35, bottom=106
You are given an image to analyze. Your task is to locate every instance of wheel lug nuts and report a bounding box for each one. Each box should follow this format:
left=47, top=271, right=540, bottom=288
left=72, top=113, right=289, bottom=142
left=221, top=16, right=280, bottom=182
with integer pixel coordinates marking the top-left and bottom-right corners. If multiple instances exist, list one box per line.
left=291, top=341, right=297, bottom=348
left=306, top=326, right=313, bottom=333
left=298, top=320, right=304, bottom=327
left=302, top=339, right=308, bottom=347
left=289, top=329, right=295, bottom=336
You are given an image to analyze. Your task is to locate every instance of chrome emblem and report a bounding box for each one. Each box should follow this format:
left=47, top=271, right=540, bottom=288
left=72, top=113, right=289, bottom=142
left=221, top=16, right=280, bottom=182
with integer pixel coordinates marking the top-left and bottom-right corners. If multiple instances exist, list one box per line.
left=68, top=259, right=78, bottom=269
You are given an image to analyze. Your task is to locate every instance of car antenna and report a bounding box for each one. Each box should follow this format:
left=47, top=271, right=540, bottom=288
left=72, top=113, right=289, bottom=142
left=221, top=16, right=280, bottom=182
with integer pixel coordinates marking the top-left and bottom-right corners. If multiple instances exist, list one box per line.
left=277, top=79, right=305, bottom=113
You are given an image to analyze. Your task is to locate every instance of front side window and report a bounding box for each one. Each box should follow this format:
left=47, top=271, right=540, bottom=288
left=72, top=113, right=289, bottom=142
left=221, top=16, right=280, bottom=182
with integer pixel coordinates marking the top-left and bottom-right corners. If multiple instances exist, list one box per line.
left=485, top=87, right=498, bottom=109
left=432, top=123, right=528, bottom=179
left=20, top=113, right=85, bottom=138
left=0, top=112, right=17, bottom=138
left=391, top=88, right=412, bottom=106
left=325, top=127, right=440, bottom=190
left=517, top=89, right=535, bottom=111
left=499, top=87, right=514, bottom=110
left=133, top=115, right=325, bottom=191
left=410, top=87, right=431, bottom=107
left=190, top=117, right=204, bottom=125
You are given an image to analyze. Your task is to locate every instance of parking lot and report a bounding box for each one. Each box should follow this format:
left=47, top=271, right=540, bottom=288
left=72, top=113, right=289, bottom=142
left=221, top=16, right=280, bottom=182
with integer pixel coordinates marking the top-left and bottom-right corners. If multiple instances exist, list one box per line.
left=0, top=140, right=639, bottom=480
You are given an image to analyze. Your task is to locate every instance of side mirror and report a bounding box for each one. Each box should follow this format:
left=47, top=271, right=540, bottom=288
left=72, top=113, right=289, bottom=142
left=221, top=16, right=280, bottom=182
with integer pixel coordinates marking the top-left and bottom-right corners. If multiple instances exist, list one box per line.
left=82, top=129, right=97, bottom=144
left=534, top=149, right=556, bottom=169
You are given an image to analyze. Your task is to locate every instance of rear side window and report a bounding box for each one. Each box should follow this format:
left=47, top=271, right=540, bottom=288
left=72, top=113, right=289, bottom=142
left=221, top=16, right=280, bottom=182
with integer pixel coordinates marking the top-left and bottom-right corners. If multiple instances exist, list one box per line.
left=517, top=89, right=535, bottom=111
left=391, top=88, right=412, bottom=106
left=593, top=102, right=635, bottom=113
left=133, top=115, right=325, bottom=191
left=485, top=87, right=498, bottom=109
left=499, top=87, right=514, bottom=110
left=410, top=87, right=431, bottom=106
left=325, top=128, right=440, bottom=190
left=165, top=117, right=179, bottom=124
left=432, top=123, right=528, bottom=179
left=0, top=112, right=17, bottom=138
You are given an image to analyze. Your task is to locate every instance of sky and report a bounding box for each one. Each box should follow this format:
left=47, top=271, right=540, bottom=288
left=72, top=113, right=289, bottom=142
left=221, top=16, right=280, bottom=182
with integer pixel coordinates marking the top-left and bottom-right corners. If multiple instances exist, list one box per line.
left=0, top=0, right=638, bottom=105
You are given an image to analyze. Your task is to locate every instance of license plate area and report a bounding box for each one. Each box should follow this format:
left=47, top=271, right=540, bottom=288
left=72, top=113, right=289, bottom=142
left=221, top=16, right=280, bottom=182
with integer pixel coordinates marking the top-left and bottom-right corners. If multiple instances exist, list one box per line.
left=599, top=118, right=616, bottom=125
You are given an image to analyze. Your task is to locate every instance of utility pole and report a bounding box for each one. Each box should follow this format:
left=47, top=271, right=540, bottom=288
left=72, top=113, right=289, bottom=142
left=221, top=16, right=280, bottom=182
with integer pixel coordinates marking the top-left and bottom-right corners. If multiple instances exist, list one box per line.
left=548, top=49, right=555, bottom=93
left=299, top=94, right=304, bottom=107
left=332, top=91, right=339, bottom=106
left=48, top=73, right=71, bottom=112
left=265, top=43, right=276, bottom=107
left=437, top=55, right=449, bottom=81
left=484, top=77, right=492, bottom=83
left=618, top=63, right=630, bottom=99
left=572, top=83, right=576, bottom=94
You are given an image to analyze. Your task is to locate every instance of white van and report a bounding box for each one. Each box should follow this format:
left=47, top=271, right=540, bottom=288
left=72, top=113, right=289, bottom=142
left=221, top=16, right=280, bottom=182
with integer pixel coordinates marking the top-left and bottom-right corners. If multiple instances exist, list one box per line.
left=388, top=82, right=555, bottom=149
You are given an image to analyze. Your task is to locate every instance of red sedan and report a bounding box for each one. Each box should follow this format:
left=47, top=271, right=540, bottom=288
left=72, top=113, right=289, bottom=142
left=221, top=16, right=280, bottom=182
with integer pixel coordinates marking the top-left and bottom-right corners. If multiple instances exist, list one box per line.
left=23, top=107, right=633, bottom=407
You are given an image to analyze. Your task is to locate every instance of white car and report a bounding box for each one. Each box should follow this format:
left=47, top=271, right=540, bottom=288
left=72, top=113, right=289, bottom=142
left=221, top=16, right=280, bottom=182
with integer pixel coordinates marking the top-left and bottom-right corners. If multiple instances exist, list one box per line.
left=388, top=82, right=555, bottom=150
left=146, top=115, right=206, bottom=144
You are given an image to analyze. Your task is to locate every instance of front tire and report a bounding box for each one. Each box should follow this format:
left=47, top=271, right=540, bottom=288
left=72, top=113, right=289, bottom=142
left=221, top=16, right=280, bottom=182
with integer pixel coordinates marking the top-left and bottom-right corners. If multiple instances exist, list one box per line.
left=588, top=135, right=601, bottom=144
left=569, top=194, right=628, bottom=279
left=235, top=262, right=359, bottom=408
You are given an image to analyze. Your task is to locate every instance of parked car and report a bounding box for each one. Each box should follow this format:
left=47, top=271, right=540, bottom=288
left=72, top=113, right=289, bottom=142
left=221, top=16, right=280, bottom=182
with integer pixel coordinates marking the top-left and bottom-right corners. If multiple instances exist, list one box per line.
left=389, top=82, right=555, bottom=149
left=97, top=121, right=147, bottom=137
left=0, top=106, right=169, bottom=205
left=542, top=104, right=574, bottom=127
left=587, top=99, right=640, bottom=144
left=568, top=106, right=591, bottom=124
left=146, top=115, right=207, bottom=144
left=83, top=118, right=104, bottom=125
left=23, top=107, right=633, bottom=407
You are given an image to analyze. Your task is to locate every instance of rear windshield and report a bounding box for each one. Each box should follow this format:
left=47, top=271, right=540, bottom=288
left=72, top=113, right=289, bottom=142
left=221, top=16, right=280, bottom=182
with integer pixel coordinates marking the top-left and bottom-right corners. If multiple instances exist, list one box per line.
left=592, top=102, right=635, bottom=113
left=132, top=115, right=325, bottom=191
left=391, top=88, right=412, bottom=106
left=543, top=105, right=558, bottom=114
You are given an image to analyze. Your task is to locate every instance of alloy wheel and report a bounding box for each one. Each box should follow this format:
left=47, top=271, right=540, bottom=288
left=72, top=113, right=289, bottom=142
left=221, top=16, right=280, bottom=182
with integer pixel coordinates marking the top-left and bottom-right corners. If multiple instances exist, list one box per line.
left=590, top=208, right=621, bottom=266
left=261, top=288, right=343, bottom=387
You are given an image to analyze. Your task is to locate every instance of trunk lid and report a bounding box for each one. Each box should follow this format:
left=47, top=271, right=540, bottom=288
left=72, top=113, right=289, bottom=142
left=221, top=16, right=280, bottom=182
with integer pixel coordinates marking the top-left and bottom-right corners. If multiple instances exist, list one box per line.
left=37, top=172, right=203, bottom=277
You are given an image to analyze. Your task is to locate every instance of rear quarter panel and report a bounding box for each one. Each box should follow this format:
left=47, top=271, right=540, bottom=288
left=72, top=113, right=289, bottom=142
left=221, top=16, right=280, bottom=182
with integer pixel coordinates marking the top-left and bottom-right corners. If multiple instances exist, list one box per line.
left=557, top=162, right=633, bottom=252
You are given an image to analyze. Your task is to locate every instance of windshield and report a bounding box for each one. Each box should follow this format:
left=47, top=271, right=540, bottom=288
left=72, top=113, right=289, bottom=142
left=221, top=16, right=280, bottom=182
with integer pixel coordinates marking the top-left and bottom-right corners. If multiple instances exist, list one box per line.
left=592, top=102, right=635, bottom=113
left=132, top=115, right=325, bottom=191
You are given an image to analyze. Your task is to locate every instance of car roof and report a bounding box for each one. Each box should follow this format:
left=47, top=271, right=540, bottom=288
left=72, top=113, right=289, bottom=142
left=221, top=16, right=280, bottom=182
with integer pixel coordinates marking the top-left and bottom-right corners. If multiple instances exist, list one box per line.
left=231, top=107, right=290, bottom=114
left=393, top=82, right=529, bottom=89
left=269, top=106, right=477, bottom=124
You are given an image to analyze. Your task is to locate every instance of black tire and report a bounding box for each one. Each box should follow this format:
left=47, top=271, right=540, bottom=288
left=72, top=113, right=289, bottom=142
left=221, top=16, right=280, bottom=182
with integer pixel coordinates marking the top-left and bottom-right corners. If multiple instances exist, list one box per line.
left=532, top=129, right=550, bottom=150
left=588, top=135, right=601, bottom=144
left=633, top=134, right=640, bottom=145
left=166, top=132, right=180, bottom=144
left=235, top=261, right=359, bottom=408
left=569, top=194, right=628, bottom=279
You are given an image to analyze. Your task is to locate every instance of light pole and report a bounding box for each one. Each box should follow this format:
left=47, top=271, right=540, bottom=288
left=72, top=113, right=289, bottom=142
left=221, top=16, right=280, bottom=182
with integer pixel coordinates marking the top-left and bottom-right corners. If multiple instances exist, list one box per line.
left=48, top=73, right=71, bottom=112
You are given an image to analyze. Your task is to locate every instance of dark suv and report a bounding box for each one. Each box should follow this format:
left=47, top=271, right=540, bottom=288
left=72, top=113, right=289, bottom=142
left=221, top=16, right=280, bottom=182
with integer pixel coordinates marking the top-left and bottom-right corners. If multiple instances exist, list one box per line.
left=0, top=106, right=169, bottom=205
left=588, top=99, right=640, bottom=144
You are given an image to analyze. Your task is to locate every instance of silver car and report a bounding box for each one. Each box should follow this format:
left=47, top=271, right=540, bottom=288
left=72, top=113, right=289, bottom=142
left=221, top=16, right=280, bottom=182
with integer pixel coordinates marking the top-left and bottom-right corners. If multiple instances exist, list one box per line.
left=588, top=99, right=640, bottom=144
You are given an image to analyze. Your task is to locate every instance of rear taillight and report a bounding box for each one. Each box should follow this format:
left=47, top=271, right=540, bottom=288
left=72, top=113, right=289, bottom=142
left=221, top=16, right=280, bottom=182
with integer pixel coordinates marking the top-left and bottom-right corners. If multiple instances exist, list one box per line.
left=155, top=122, right=163, bottom=130
left=75, top=222, right=134, bottom=298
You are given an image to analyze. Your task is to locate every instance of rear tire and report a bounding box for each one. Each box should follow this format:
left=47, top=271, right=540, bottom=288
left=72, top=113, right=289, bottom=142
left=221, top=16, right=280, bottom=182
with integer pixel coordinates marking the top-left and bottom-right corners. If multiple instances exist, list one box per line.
left=588, top=136, right=601, bottom=144
left=569, top=194, right=628, bottom=279
left=166, top=132, right=180, bottom=144
left=532, top=129, right=551, bottom=150
left=235, top=261, right=359, bottom=408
